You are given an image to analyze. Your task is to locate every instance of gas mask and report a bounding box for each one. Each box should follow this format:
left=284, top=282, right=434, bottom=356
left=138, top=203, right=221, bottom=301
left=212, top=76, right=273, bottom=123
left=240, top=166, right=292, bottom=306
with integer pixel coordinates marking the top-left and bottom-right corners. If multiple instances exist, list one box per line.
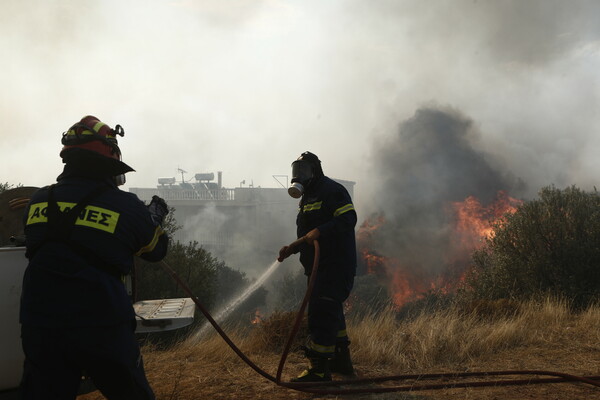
left=114, top=173, right=126, bottom=186
left=288, top=160, right=314, bottom=198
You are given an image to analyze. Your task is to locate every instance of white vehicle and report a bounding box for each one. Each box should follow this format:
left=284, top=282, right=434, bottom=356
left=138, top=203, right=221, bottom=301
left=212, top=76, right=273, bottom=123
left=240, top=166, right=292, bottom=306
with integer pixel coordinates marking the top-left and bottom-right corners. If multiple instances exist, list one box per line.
left=0, top=188, right=195, bottom=396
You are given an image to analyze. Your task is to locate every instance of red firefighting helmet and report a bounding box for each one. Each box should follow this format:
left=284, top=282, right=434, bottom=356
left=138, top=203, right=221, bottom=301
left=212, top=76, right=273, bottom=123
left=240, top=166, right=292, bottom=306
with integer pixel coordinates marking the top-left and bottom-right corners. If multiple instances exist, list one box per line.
left=60, top=115, right=124, bottom=161
left=60, top=115, right=134, bottom=185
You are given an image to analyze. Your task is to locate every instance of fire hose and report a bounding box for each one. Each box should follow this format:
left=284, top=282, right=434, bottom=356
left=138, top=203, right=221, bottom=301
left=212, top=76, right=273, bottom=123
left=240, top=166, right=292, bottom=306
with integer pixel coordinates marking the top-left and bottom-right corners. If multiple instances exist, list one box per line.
left=158, top=239, right=600, bottom=395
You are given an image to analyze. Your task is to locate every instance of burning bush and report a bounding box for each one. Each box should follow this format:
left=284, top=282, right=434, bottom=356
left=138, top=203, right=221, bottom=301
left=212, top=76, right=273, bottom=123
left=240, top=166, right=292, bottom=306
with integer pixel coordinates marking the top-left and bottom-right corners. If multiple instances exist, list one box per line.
left=464, top=185, right=600, bottom=308
left=356, top=190, right=522, bottom=311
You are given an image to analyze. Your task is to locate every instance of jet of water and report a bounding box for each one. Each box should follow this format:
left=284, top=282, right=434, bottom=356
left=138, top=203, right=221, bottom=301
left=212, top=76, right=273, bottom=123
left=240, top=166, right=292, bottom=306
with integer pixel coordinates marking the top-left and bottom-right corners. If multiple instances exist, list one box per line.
left=191, top=260, right=281, bottom=341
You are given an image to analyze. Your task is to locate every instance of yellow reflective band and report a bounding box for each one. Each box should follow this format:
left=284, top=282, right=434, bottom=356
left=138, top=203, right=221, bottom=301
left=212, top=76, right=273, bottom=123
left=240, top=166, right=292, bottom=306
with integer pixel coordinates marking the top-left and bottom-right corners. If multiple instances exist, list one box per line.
left=337, top=329, right=348, bottom=338
left=26, top=202, right=119, bottom=233
left=92, top=121, right=106, bottom=133
left=308, top=340, right=335, bottom=355
left=296, top=369, right=311, bottom=378
left=333, top=203, right=354, bottom=217
left=303, top=201, right=322, bottom=212
left=296, top=369, right=325, bottom=379
left=136, top=226, right=165, bottom=256
left=66, top=129, right=96, bottom=137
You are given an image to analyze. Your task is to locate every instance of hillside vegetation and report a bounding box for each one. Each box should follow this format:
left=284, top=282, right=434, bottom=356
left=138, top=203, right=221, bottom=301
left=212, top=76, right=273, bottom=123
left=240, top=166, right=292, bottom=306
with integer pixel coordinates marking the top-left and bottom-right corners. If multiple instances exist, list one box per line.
left=79, top=297, right=600, bottom=400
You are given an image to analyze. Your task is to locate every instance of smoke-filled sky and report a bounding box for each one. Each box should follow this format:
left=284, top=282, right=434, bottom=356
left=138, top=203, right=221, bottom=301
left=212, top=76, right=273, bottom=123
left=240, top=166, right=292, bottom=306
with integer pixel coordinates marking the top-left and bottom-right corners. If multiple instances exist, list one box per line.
left=2, top=0, right=599, bottom=216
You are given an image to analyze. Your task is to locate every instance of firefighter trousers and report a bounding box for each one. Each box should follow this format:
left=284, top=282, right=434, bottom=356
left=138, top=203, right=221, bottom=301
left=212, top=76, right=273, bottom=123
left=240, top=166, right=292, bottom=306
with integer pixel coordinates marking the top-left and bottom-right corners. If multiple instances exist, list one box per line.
left=306, top=265, right=354, bottom=358
left=19, top=321, right=154, bottom=400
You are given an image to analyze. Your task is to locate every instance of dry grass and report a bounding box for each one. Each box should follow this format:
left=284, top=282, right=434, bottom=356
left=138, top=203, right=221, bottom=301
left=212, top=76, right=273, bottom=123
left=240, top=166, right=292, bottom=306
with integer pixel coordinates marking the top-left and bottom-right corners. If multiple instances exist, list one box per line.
left=350, top=297, right=571, bottom=372
left=78, top=297, right=600, bottom=400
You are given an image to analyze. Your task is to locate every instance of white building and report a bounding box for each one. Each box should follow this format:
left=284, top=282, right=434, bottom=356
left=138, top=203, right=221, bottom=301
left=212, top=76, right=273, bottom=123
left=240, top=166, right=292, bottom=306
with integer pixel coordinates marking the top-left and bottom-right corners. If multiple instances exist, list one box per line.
left=129, top=172, right=355, bottom=274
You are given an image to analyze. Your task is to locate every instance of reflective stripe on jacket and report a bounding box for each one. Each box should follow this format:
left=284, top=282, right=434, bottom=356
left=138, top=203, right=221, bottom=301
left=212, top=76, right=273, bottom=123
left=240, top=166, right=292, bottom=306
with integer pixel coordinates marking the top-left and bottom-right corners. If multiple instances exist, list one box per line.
left=21, top=177, right=168, bottom=327
left=296, top=176, right=357, bottom=275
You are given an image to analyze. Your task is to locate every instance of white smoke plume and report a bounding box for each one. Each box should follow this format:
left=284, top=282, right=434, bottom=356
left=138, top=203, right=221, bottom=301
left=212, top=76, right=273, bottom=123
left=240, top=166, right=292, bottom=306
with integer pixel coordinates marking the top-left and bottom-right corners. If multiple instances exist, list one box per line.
left=1, top=1, right=598, bottom=280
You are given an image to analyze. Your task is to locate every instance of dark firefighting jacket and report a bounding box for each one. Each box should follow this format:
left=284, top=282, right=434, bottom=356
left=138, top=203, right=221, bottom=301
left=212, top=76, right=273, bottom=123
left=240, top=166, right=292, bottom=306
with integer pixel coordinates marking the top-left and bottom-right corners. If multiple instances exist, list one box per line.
left=20, top=176, right=168, bottom=328
left=296, top=176, right=357, bottom=277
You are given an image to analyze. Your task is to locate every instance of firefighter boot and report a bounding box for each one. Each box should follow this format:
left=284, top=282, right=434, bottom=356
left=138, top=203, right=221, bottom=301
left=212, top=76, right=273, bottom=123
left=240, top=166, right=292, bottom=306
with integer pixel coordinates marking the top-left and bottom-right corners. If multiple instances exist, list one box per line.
left=291, top=355, right=332, bottom=382
left=330, top=341, right=355, bottom=376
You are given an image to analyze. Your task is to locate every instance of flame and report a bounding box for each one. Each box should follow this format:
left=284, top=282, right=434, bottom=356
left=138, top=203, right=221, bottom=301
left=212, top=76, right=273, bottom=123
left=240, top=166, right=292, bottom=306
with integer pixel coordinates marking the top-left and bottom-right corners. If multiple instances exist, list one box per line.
left=451, top=190, right=522, bottom=252
left=358, top=248, right=429, bottom=306
left=356, top=214, right=385, bottom=244
left=361, top=249, right=386, bottom=276
left=250, top=309, right=262, bottom=325
left=357, top=191, right=522, bottom=309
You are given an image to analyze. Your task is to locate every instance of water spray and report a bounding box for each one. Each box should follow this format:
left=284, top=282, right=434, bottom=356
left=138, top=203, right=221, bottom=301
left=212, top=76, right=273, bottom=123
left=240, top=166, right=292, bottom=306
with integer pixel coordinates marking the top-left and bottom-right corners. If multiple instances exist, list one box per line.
left=191, top=236, right=307, bottom=341
left=192, top=259, right=281, bottom=341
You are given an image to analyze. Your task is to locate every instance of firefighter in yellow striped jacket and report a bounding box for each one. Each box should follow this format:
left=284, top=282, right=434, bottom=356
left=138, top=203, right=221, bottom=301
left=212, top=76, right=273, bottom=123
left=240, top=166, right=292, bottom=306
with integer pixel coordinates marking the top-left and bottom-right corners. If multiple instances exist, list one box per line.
left=20, top=116, right=168, bottom=400
left=278, top=151, right=357, bottom=382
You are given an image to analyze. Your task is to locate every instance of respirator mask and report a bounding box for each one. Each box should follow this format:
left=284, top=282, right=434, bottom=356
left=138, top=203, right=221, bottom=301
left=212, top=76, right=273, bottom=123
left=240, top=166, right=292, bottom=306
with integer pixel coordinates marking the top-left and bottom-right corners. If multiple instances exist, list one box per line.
left=114, top=173, right=126, bottom=186
left=288, top=160, right=313, bottom=198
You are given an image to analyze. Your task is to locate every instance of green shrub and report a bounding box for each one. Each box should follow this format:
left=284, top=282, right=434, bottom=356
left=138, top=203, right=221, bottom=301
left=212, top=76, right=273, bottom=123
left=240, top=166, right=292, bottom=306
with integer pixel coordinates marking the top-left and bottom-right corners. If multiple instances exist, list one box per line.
left=135, top=239, right=270, bottom=346
left=464, top=185, right=600, bottom=308
left=135, top=241, right=219, bottom=308
left=0, top=182, right=16, bottom=193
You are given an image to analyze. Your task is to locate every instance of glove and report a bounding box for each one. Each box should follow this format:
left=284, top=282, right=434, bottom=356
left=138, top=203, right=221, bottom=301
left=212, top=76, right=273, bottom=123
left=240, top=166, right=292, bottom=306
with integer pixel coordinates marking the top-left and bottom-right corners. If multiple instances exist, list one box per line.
left=277, top=245, right=294, bottom=262
left=147, top=195, right=169, bottom=226
left=303, top=228, right=320, bottom=245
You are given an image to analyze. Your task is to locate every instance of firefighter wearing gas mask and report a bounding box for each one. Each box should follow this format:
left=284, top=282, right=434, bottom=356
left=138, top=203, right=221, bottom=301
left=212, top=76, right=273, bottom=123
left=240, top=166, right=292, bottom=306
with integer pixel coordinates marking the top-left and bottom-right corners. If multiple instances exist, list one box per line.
left=19, top=116, right=168, bottom=400
left=278, top=151, right=357, bottom=382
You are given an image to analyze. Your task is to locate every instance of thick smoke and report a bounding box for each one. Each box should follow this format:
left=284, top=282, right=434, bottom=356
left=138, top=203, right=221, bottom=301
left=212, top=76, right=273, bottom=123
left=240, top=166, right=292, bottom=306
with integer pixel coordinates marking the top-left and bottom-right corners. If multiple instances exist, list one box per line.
left=364, top=105, right=524, bottom=276
left=176, top=188, right=298, bottom=281
left=1, top=1, right=599, bottom=288
left=1, top=1, right=599, bottom=197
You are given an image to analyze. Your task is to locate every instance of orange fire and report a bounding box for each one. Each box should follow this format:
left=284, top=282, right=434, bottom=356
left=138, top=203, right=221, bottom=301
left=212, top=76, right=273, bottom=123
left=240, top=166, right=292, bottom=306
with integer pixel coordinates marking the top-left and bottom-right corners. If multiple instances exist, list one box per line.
left=357, top=191, right=522, bottom=309
left=359, top=249, right=430, bottom=305
left=356, top=214, right=385, bottom=245
left=451, top=190, right=522, bottom=248
left=250, top=309, right=262, bottom=325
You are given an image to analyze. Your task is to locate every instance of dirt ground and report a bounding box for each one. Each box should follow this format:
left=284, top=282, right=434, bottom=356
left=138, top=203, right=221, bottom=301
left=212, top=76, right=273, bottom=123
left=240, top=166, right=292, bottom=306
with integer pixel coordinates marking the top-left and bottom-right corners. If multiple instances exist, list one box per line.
left=78, top=334, right=600, bottom=400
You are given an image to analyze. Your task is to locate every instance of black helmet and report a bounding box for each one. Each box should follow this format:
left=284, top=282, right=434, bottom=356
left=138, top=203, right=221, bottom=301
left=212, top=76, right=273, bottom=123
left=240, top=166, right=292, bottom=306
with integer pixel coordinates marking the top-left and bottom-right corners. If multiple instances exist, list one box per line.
left=295, top=151, right=324, bottom=178
left=288, top=151, right=324, bottom=198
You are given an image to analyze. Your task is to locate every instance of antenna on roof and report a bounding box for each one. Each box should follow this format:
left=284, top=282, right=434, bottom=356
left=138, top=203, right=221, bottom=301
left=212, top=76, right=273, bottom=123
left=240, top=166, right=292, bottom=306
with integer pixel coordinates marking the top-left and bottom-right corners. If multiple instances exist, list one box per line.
left=272, top=175, right=288, bottom=189
left=177, top=167, right=187, bottom=183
